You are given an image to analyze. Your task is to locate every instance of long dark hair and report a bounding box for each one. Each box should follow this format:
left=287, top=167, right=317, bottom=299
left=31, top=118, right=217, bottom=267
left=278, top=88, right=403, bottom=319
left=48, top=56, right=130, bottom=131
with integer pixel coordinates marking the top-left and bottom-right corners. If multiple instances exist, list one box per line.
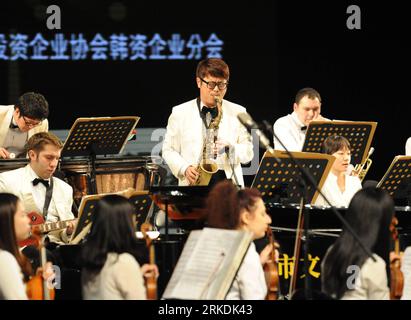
left=81, top=195, right=144, bottom=277
left=0, top=193, right=32, bottom=280
left=206, top=180, right=261, bottom=229
left=322, top=188, right=394, bottom=298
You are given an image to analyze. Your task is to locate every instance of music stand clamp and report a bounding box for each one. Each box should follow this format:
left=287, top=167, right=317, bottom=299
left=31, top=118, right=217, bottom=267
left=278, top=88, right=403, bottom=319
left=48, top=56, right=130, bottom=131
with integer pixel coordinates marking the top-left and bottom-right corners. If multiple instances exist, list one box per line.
left=61, top=116, right=140, bottom=194
left=303, top=120, right=377, bottom=166
left=377, top=156, right=411, bottom=206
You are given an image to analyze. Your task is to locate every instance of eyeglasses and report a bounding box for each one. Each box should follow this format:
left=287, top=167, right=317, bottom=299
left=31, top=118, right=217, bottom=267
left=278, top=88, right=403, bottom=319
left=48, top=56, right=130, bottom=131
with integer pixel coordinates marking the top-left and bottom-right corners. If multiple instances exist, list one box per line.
left=22, top=116, right=41, bottom=128
left=200, top=78, right=228, bottom=90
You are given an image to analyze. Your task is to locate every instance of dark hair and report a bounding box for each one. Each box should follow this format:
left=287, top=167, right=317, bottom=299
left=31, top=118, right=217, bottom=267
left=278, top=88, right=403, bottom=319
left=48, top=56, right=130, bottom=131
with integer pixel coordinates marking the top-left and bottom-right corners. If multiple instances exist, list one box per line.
left=26, top=132, right=63, bottom=155
left=0, top=193, right=32, bottom=280
left=295, top=87, right=321, bottom=104
left=206, top=180, right=261, bottom=229
left=81, top=195, right=144, bottom=277
left=322, top=135, right=351, bottom=155
left=322, top=188, right=394, bottom=299
left=196, top=58, right=230, bottom=81
left=15, top=92, right=49, bottom=120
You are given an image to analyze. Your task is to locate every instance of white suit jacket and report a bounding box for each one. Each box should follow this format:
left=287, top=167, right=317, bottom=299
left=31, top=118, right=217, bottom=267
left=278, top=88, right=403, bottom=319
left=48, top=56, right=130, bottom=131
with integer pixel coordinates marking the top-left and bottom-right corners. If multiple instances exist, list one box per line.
left=0, top=165, right=74, bottom=244
left=0, top=105, right=49, bottom=148
left=406, top=137, right=411, bottom=156
left=162, top=98, right=254, bottom=187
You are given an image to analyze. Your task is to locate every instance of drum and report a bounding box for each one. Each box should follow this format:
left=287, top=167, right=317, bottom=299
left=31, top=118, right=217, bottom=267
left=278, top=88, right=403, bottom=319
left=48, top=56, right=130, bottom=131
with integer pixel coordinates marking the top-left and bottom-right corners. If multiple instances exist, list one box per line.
left=0, top=159, right=29, bottom=173
left=60, top=156, right=159, bottom=204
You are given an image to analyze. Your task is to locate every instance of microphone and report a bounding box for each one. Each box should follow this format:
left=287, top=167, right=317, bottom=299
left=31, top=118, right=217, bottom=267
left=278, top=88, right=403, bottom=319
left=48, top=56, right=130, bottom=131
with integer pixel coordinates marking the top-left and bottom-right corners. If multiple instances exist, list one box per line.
left=238, top=112, right=275, bottom=154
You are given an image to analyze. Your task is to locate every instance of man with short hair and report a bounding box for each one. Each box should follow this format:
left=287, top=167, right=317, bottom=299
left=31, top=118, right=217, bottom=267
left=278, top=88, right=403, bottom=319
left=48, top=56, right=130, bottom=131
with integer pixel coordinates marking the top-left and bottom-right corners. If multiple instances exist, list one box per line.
left=273, top=87, right=328, bottom=151
left=0, top=92, right=49, bottom=159
left=162, top=58, right=253, bottom=187
left=0, top=132, right=75, bottom=245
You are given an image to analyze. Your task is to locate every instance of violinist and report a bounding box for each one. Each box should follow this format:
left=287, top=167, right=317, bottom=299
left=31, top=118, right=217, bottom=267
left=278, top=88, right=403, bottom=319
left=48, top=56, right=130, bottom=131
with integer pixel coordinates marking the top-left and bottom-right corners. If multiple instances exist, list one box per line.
left=205, top=180, right=274, bottom=300
left=322, top=187, right=393, bottom=299
left=0, top=193, right=53, bottom=300
left=81, top=195, right=158, bottom=300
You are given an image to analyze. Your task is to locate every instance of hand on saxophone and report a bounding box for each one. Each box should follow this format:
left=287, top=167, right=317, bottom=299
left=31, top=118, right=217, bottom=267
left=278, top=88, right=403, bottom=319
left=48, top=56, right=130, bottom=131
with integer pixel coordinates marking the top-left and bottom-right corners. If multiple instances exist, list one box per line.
left=185, top=165, right=199, bottom=185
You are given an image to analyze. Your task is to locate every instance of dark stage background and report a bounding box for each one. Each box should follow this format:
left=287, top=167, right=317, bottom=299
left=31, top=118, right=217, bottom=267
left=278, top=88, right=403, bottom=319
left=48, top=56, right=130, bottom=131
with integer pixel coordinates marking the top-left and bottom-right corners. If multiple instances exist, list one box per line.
left=0, top=0, right=409, bottom=183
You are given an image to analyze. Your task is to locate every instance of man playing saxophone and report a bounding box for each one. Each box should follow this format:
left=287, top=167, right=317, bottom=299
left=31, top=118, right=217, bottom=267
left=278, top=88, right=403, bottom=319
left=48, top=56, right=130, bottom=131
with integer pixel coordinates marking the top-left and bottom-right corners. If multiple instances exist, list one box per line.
left=162, top=58, right=254, bottom=187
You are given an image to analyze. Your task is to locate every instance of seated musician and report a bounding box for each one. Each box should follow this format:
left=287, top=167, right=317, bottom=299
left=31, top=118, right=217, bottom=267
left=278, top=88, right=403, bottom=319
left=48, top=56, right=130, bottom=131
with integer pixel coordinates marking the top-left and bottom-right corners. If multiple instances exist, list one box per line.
left=0, top=132, right=75, bottom=246
left=0, top=92, right=49, bottom=159
left=273, top=87, right=328, bottom=151
left=0, top=193, right=53, bottom=300
left=406, top=137, right=411, bottom=156
left=205, top=180, right=274, bottom=300
left=314, top=135, right=362, bottom=207
left=81, top=195, right=158, bottom=300
left=321, top=187, right=392, bottom=299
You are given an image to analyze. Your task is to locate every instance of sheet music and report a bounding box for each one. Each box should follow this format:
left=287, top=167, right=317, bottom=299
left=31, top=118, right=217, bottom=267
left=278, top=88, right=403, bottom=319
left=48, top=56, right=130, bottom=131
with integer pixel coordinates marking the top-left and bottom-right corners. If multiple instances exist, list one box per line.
left=162, top=228, right=253, bottom=300
left=401, top=246, right=411, bottom=300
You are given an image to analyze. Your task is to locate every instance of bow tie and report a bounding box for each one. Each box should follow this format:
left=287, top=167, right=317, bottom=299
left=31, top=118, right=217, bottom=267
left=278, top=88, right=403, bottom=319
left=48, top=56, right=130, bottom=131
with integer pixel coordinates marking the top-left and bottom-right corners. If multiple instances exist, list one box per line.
left=9, top=122, right=19, bottom=129
left=301, top=126, right=307, bottom=132
left=201, top=106, right=218, bottom=119
left=32, top=178, right=50, bottom=188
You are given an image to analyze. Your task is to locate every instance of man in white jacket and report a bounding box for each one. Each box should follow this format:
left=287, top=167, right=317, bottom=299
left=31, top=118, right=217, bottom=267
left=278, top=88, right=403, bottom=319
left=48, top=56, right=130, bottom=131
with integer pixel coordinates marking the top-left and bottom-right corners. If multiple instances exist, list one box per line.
left=0, top=92, right=49, bottom=159
left=0, top=132, right=75, bottom=245
left=162, top=58, right=253, bottom=187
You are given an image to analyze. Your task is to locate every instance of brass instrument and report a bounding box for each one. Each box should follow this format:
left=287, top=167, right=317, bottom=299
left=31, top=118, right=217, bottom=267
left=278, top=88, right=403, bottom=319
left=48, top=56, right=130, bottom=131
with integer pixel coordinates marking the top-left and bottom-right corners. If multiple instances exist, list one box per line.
left=194, top=96, right=223, bottom=185
left=353, top=147, right=374, bottom=182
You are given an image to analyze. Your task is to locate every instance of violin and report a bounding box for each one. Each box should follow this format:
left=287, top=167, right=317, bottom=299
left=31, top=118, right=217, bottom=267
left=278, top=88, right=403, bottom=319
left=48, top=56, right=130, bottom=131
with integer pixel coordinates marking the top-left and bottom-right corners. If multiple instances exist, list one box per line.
left=141, top=222, right=157, bottom=300
left=25, top=227, right=55, bottom=300
left=389, top=216, right=404, bottom=300
left=264, top=226, right=280, bottom=300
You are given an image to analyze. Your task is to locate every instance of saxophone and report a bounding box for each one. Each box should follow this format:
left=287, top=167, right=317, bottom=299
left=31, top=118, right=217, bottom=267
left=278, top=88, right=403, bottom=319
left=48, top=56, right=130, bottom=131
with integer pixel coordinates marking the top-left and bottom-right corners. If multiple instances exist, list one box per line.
left=194, top=96, right=223, bottom=185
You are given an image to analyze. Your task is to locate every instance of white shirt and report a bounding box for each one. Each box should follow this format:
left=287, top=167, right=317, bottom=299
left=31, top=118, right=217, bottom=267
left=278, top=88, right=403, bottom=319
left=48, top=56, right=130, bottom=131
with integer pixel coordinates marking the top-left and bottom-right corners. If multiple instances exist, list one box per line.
left=314, top=172, right=362, bottom=207
left=0, top=250, right=28, bottom=300
left=406, top=137, right=411, bottom=156
left=82, top=252, right=146, bottom=300
left=26, top=165, right=51, bottom=215
left=273, top=112, right=306, bottom=151
left=225, top=242, right=267, bottom=300
left=341, top=254, right=389, bottom=300
left=3, top=118, right=28, bottom=156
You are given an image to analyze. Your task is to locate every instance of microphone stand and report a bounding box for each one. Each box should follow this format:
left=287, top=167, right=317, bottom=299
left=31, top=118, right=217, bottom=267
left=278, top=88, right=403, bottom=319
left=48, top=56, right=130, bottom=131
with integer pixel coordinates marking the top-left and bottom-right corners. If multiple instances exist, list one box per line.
left=240, top=115, right=376, bottom=299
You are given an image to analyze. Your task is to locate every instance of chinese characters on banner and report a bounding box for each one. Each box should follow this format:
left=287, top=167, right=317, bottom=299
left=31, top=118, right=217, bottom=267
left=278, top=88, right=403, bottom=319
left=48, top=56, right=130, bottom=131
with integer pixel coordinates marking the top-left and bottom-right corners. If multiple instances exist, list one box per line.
left=278, top=254, right=321, bottom=279
left=0, top=32, right=224, bottom=61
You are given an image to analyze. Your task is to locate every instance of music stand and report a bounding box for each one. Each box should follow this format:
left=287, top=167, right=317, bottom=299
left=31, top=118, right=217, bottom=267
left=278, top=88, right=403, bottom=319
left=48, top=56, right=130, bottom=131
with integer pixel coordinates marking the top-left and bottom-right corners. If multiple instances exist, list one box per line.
left=251, top=151, right=335, bottom=204
left=128, top=190, right=156, bottom=230
left=69, top=189, right=155, bottom=244
left=69, top=193, right=101, bottom=244
left=377, top=156, right=411, bottom=206
left=302, top=120, right=377, bottom=165
left=61, top=116, right=140, bottom=194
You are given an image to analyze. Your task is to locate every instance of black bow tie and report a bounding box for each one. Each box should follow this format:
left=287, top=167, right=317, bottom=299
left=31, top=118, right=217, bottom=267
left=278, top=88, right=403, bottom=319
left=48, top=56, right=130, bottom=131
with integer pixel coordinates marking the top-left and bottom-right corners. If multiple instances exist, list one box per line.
left=32, top=178, right=50, bottom=188
left=9, top=122, right=19, bottom=129
left=201, top=106, right=218, bottom=119
left=301, top=126, right=307, bottom=131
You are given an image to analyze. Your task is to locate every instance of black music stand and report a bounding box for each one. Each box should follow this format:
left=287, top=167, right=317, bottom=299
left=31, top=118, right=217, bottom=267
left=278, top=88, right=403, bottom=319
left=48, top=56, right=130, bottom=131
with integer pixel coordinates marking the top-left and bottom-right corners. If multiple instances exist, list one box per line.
left=251, top=151, right=335, bottom=204
left=302, top=120, right=377, bottom=166
left=61, top=116, right=140, bottom=194
left=128, top=190, right=156, bottom=230
left=377, top=156, right=411, bottom=206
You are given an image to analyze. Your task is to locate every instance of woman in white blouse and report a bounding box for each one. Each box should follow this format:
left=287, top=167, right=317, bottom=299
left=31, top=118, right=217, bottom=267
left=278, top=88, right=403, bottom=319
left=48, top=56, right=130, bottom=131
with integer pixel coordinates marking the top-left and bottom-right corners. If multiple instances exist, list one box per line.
left=321, top=187, right=393, bottom=299
left=81, top=195, right=158, bottom=300
left=205, top=180, right=274, bottom=300
left=315, top=135, right=362, bottom=207
left=0, top=193, right=32, bottom=300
